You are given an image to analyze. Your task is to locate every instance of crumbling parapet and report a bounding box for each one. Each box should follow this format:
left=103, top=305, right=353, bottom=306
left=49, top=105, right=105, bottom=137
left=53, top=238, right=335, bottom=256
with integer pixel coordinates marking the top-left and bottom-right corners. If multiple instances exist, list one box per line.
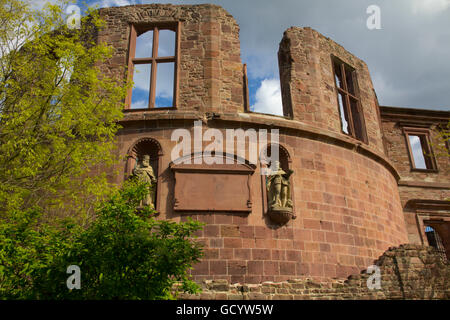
left=179, top=244, right=450, bottom=300
left=278, top=27, right=385, bottom=155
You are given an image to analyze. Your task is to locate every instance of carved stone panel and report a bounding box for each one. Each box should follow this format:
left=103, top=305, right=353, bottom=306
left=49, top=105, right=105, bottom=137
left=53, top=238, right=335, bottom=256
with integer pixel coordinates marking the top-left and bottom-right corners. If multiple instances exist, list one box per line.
left=170, top=158, right=255, bottom=212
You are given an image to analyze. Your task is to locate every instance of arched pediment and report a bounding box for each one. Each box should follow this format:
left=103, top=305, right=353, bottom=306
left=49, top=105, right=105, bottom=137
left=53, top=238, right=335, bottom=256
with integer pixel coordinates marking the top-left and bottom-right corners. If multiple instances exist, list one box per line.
left=170, top=152, right=256, bottom=173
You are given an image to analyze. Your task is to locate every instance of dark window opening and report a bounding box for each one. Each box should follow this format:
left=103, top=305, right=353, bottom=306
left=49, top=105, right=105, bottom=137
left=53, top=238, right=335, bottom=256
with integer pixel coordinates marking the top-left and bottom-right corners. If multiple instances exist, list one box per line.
left=332, top=56, right=367, bottom=143
left=425, top=225, right=448, bottom=261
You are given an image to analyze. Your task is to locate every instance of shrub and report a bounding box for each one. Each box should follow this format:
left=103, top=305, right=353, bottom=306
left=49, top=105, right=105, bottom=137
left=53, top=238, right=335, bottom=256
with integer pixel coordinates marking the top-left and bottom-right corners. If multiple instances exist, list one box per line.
left=1, top=180, right=204, bottom=299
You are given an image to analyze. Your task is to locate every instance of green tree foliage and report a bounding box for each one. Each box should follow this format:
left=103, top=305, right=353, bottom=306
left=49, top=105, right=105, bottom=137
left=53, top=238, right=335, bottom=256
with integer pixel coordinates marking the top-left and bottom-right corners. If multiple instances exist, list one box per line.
left=0, top=0, right=128, bottom=217
left=435, top=120, right=449, bottom=158
left=1, top=180, right=204, bottom=299
left=0, top=0, right=204, bottom=300
left=0, top=207, right=78, bottom=298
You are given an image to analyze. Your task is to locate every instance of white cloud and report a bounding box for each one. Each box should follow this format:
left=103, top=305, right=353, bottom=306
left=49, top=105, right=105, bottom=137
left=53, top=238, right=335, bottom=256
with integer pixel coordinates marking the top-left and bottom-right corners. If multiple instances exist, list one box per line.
left=130, top=63, right=148, bottom=89
left=412, top=0, right=450, bottom=14
left=130, top=99, right=148, bottom=109
left=29, top=0, right=59, bottom=9
left=85, top=0, right=450, bottom=111
left=251, top=78, right=283, bottom=116
left=409, top=135, right=427, bottom=169
left=131, top=62, right=174, bottom=101
left=90, top=0, right=133, bottom=9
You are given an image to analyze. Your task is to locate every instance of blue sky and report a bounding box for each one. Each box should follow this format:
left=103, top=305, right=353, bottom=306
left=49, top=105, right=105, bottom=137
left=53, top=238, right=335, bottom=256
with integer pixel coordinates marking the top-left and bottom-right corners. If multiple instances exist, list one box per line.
left=59, top=0, right=450, bottom=114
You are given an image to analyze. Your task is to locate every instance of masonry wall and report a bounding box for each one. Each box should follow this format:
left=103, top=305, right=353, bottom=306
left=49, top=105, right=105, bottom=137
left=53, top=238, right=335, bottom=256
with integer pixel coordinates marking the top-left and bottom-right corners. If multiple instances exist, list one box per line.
left=100, top=4, right=415, bottom=287
left=116, top=117, right=408, bottom=284
left=279, top=27, right=385, bottom=155
left=380, top=108, right=450, bottom=247
left=98, top=4, right=245, bottom=113
left=381, top=121, right=449, bottom=193
left=179, top=245, right=450, bottom=300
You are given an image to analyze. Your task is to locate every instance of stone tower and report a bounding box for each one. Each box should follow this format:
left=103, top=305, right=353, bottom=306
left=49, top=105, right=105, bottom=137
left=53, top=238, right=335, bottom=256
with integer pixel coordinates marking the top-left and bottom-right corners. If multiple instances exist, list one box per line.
left=97, top=4, right=419, bottom=285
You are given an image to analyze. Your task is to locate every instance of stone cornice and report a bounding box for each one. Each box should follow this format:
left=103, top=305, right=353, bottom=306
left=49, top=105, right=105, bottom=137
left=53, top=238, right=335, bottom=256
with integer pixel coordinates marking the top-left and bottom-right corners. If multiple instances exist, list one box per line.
left=398, top=180, right=450, bottom=190
left=405, top=199, right=450, bottom=212
left=380, top=106, right=450, bottom=125
left=119, top=110, right=401, bottom=181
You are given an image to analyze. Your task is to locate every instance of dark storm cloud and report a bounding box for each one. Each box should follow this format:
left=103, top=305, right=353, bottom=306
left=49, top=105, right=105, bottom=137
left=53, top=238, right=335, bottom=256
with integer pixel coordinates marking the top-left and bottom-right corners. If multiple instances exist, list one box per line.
left=92, top=0, right=450, bottom=111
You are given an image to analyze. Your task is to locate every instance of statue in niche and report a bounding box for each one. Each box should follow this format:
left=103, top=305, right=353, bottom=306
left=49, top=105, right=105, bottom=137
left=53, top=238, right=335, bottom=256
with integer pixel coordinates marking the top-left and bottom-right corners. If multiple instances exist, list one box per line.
left=266, top=161, right=294, bottom=211
left=132, top=154, right=157, bottom=209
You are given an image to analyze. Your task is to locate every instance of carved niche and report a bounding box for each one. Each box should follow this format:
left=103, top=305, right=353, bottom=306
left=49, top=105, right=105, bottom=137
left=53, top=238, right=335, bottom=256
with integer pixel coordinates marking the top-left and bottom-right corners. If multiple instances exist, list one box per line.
left=261, top=144, right=296, bottom=225
left=126, top=137, right=163, bottom=212
left=170, top=154, right=255, bottom=212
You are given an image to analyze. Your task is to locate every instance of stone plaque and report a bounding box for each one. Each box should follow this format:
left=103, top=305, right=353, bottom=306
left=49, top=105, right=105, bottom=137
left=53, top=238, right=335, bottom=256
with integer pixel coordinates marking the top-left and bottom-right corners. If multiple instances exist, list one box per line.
left=170, top=160, right=255, bottom=212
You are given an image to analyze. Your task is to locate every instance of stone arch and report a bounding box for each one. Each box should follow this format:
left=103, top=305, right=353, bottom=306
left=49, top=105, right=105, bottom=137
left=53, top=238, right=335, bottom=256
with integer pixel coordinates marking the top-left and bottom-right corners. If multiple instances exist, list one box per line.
left=125, top=137, right=164, bottom=212
left=127, top=137, right=163, bottom=157
left=260, top=143, right=292, bottom=172
left=171, top=151, right=255, bottom=168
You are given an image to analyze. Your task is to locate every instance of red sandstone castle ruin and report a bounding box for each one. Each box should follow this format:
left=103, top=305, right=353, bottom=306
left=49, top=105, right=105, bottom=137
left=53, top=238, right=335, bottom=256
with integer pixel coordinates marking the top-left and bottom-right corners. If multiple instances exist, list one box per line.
left=95, top=4, right=449, bottom=297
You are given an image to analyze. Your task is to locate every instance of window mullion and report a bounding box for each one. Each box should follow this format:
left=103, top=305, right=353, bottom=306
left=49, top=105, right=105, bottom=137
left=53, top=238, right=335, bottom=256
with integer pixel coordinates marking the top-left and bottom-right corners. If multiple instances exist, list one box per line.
left=341, top=64, right=348, bottom=92
left=345, top=94, right=355, bottom=136
left=348, top=92, right=359, bottom=101
left=405, top=132, right=417, bottom=169
left=149, top=27, right=159, bottom=108
left=422, top=135, right=435, bottom=169
left=173, top=21, right=181, bottom=108
left=341, top=64, right=355, bottom=137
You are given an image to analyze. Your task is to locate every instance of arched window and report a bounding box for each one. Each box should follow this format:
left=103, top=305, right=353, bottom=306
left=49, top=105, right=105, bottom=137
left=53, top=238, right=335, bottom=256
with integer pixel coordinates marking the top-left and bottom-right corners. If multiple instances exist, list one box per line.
left=126, top=137, right=163, bottom=211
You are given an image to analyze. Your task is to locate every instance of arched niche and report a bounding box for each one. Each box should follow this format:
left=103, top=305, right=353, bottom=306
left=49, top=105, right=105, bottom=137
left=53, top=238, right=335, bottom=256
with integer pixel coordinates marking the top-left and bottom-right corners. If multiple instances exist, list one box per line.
left=169, top=153, right=256, bottom=213
left=260, top=143, right=296, bottom=224
left=126, top=137, right=163, bottom=212
left=260, top=143, right=292, bottom=173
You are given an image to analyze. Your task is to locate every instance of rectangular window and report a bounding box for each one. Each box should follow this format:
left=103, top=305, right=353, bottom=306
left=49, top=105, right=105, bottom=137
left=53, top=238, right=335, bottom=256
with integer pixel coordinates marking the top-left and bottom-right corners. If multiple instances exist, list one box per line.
left=332, top=56, right=368, bottom=143
left=403, top=127, right=437, bottom=171
left=126, top=22, right=180, bottom=110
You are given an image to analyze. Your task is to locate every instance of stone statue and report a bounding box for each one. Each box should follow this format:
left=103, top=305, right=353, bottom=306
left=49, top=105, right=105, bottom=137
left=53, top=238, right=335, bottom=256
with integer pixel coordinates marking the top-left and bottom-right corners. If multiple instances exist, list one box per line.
left=132, top=154, right=157, bottom=209
left=266, top=161, right=293, bottom=211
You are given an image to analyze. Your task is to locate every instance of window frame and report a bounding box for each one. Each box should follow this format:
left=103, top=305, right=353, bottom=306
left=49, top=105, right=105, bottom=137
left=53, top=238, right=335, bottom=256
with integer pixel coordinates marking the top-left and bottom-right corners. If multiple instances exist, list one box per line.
left=403, top=127, right=438, bottom=172
left=125, top=22, right=181, bottom=110
left=331, top=55, right=368, bottom=143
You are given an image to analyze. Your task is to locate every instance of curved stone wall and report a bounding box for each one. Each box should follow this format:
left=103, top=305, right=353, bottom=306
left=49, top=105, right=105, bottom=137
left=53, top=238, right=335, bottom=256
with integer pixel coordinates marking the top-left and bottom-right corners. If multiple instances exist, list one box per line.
left=116, top=114, right=408, bottom=283
left=100, top=4, right=410, bottom=285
